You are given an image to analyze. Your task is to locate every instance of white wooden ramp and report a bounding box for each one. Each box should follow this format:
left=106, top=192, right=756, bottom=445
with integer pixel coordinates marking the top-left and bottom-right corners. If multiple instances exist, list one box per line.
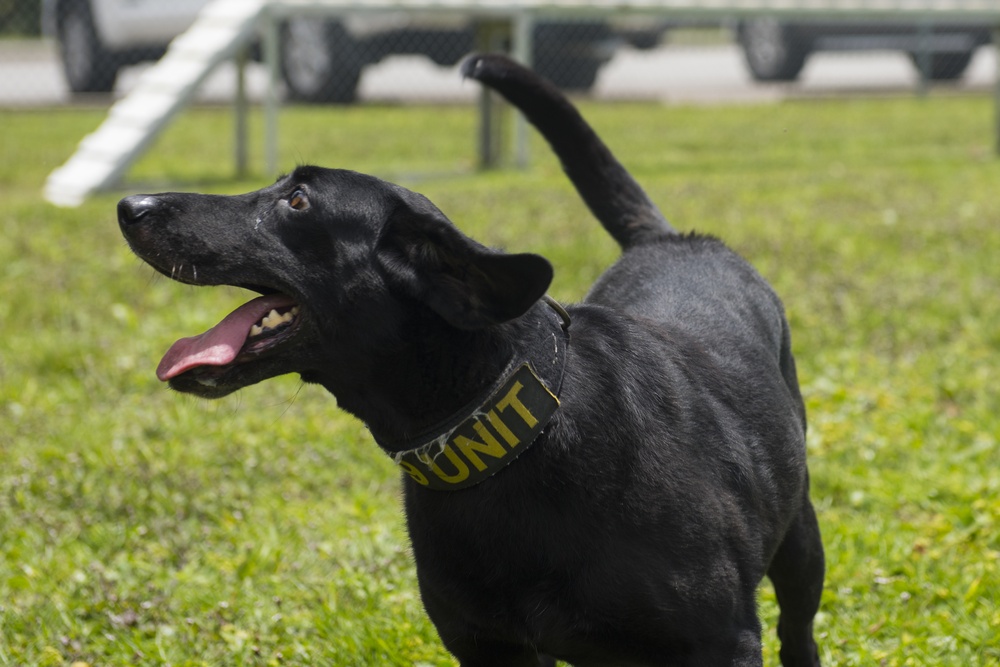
left=44, top=0, right=267, bottom=207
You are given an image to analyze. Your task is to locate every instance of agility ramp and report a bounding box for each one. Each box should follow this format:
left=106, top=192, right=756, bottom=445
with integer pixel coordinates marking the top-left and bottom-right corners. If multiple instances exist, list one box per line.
left=44, top=0, right=267, bottom=207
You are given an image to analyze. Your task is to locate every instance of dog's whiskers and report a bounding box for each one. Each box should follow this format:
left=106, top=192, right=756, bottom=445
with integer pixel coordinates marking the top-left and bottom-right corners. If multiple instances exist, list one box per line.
left=272, top=383, right=306, bottom=425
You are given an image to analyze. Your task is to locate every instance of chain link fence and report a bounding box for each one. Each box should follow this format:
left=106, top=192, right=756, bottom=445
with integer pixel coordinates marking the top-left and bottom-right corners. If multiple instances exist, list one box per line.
left=0, top=1, right=996, bottom=108
left=0, top=0, right=40, bottom=36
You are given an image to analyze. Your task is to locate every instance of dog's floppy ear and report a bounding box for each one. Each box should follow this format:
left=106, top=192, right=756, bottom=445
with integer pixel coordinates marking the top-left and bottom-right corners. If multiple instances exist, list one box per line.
left=378, top=195, right=553, bottom=330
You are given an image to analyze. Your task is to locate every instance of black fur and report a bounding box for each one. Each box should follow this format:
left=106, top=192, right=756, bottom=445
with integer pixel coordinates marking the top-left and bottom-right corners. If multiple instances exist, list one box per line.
left=118, top=53, right=824, bottom=667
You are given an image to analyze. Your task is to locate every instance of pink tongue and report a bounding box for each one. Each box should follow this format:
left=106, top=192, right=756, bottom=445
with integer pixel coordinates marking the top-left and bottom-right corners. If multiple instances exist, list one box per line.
left=156, top=294, right=297, bottom=381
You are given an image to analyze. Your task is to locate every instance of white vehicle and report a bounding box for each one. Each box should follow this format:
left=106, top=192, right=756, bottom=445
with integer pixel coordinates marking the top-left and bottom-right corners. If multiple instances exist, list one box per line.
left=41, top=0, right=666, bottom=103
left=738, top=17, right=991, bottom=82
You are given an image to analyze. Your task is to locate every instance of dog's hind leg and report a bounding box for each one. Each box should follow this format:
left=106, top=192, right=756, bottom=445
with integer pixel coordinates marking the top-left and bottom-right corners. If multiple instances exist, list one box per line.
left=767, top=494, right=825, bottom=667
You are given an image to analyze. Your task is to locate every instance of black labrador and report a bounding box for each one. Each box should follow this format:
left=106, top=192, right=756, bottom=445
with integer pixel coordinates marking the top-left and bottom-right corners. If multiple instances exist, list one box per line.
left=117, top=54, right=824, bottom=667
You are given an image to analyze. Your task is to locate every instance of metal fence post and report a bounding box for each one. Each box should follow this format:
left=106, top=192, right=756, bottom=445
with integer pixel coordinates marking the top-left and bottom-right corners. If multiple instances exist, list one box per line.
left=234, top=45, right=249, bottom=178
left=512, top=12, right=535, bottom=168
left=916, top=19, right=931, bottom=98
left=995, top=27, right=1000, bottom=155
left=263, top=9, right=281, bottom=177
left=475, top=19, right=514, bottom=169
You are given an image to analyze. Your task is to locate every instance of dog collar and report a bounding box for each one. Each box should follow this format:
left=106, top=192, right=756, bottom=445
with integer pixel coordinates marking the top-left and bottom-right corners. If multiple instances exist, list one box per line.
left=382, top=297, right=570, bottom=492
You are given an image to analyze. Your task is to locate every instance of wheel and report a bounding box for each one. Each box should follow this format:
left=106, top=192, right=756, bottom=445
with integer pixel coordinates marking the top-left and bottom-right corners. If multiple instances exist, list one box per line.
left=280, top=18, right=363, bottom=104
left=908, top=50, right=974, bottom=81
left=534, top=54, right=603, bottom=91
left=738, top=18, right=809, bottom=82
left=57, top=0, right=119, bottom=93
left=532, top=23, right=612, bottom=92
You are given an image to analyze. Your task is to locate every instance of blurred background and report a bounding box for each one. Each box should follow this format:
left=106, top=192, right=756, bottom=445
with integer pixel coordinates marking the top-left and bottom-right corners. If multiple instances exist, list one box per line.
left=3, top=3, right=1000, bottom=664
left=1, top=0, right=996, bottom=109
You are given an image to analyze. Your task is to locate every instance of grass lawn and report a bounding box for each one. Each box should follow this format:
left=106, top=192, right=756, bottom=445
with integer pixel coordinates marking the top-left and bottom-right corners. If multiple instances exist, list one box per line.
left=1, top=92, right=999, bottom=666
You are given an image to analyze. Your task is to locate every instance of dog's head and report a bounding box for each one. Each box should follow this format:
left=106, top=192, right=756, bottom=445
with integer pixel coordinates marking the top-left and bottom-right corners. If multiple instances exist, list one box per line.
left=118, top=166, right=552, bottom=401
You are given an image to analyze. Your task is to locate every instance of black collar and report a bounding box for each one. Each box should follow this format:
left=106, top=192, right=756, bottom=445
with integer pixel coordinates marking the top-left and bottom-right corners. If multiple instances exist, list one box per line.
left=380, top=296, right=570, bottom=491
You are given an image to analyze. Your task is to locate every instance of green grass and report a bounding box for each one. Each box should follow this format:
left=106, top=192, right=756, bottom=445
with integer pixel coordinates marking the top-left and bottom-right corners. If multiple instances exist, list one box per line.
left=2, top=93, right=999, bottom=666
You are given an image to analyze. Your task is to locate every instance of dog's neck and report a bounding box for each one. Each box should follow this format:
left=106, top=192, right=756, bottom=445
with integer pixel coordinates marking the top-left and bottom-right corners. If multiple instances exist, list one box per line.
left=327, top=298, right=570, bottom=460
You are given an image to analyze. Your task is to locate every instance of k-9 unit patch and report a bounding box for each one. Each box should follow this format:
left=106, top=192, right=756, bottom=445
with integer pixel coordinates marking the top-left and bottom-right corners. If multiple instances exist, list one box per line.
left=392, top=363, right=560, bottom=491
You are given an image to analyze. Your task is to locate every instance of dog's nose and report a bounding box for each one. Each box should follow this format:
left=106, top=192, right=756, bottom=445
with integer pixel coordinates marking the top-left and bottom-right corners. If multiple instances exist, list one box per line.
left=117, top=195, right=161, bottom=226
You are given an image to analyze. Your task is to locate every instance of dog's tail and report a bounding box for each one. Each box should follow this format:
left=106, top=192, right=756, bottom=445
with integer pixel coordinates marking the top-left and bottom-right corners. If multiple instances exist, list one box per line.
left=462, top=53, right=675, bottom=249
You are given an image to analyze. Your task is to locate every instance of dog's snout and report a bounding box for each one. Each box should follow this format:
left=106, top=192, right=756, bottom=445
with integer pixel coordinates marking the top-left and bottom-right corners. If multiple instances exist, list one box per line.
left=118, top=195, right=162, bottom=226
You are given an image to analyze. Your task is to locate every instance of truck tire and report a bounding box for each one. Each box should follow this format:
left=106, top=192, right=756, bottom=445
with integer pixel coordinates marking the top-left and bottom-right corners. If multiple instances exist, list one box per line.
left=908, top=50, right=974, bottom=81
left=533, top=23, right=612, bottom=92
left=58, top=1, right=120, bottom=93
left=738, top=18, right=809, bottom=82
left=281, top=18, right=364, bottom=104
left=534, top=53, right=603, bottom=91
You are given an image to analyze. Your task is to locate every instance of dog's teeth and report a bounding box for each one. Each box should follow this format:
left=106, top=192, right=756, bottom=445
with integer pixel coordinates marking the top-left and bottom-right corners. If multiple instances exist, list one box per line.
left=250, top=307, right=298, bottom=338
left=262, top=309, right=281, bottom=329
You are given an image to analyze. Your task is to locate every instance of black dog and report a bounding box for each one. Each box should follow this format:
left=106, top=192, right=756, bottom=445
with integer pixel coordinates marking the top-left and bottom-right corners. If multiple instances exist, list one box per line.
left=118, top=54, right=824, bottom=666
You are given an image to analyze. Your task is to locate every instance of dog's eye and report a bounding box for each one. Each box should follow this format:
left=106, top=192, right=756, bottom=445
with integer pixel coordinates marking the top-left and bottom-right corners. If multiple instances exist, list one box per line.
left=288, top=189, right=309, bottom=211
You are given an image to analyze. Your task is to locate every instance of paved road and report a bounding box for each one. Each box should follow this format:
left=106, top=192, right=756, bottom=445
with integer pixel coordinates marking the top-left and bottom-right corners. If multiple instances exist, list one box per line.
left=1, top=38, right=995, bottom=107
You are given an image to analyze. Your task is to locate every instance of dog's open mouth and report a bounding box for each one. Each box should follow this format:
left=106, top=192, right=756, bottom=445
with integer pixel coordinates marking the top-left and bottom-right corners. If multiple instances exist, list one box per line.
left=156, top=293, right=301, bottom=382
